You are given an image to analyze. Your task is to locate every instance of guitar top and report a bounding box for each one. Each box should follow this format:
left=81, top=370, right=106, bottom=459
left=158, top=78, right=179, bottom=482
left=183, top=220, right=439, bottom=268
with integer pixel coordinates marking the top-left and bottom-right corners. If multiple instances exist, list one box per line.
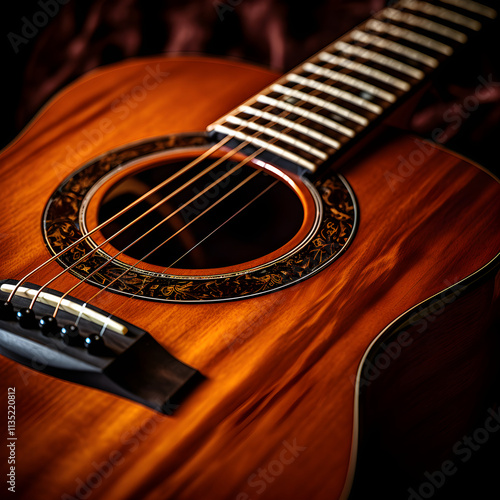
left=1, top=1, right=500, bottom=499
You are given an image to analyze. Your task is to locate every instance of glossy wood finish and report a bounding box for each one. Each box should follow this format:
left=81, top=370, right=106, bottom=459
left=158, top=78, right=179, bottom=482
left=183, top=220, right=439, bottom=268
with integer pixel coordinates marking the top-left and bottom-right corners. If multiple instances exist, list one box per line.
left=0, top=57, right=499, bottom=500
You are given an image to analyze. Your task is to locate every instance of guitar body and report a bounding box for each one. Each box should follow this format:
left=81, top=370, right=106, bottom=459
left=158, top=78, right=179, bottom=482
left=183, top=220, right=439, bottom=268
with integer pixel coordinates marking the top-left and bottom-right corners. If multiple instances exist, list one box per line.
left=1, top=56, right=499, bottom=500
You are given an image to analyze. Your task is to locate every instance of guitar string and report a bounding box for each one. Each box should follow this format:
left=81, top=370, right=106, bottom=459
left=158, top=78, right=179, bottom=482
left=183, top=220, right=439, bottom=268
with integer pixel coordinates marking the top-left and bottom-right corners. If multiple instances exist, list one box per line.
left=13, top=72, right=317, bottom=305
left=85, top=20, right=467, bottom=328
left=26, top=47, right=373, bottom=302
left=17, top=23, right=431, bottom=302
left=54, top=25, right=454, bottom=315
left=7, top=137, right=233, bottom=301
left=28, top=36, right=419, bottom=317
left=48, top=43, right=398, bottom=318
left=84, top=177, right=280, bottom=319
left=17, top=82, right=306, bottom=307
left=51, top=161, right=262, bottom=316
left=27, top=79, right=319, bottom=310
left=47, top=54, right=383, bottom=314
left=13, top=60, right=329, bottom=306
left=13, top=31, right=431, bottom=316
left=49, top=166, right=275, bottom=317
left=28, top=140, right=255, bottom=310
left=9, top=3, right=467, bottom=307
left=97, top=9, right=474, bottom=308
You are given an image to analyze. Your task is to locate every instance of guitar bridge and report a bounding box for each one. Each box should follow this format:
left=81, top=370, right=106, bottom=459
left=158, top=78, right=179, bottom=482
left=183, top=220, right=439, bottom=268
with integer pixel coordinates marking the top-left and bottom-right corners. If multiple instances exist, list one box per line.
left=0, top=279, right=201, bottom=414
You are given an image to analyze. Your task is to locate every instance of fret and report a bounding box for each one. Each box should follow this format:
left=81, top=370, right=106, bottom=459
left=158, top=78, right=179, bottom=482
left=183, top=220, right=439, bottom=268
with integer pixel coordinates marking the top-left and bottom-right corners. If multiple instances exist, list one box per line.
left=400, top=0, right=482, bottom=30
left=383, top=8, right=468, bottom=43
left=318, top=52, right=411, bottom=91
left=286, top=73, right=383, bottom=114
left=271, top=83, right=369, bottom=126
left=333, top=40, right=425, bottom=79
left=350, top=30, right=439, bottom=68
left=257, top=94, right=355, bottom=137
left=366, top=18, right=453, bottom=55
left=225, top=115, right=328, bottom=160
left=212, top=124, right=317, bottom=171
left=439, top=0, right=497, bottom=19
left=207, top=0, right=494, bottom=175
left=239, top=105, right=341, bottom=149
left=303, top=62, right=396, bottom=102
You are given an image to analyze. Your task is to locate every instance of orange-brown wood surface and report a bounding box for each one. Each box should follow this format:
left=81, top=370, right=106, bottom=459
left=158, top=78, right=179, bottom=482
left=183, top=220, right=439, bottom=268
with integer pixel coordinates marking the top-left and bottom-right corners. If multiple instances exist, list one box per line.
left=0, top=56, right=499, bottom=500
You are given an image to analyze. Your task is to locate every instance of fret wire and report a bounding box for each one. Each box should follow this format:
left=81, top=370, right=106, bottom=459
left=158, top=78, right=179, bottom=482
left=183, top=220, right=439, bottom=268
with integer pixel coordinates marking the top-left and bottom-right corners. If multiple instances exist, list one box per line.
left=238, top=106, right=341, bottom=149
left=303, top=62, right=397, bottom=102
left=285, top=74, right=383, bottom=114
left=366, top=18, right=453, bottom=55
left=383, top=8, right=468, bottom=43
left=212, top=21, right=417, bottom=171
left=350, top=30, right=439, bottom=68
left=237, top=46, right=393, bottom=156
left=334, top=40, right=425, bottom=79
left=400, top=0, right=482, bottom=30
left=257, top=94, right=356, bottom=138
left=319, top=51, right=411, bottom=91
left=212, top=38, right=389, bottom=168
left=213, top=47, right=383, bottom=171
left=212, top=125, right=317, bottom=171
left=271, top=83, right=369, bottom=125
left=212, top=13, right=441, bottom=169
left=210, top=0, right=487, bottom=173
left=439, top=0, right=497, bottom=19
left=225, top=115, right=328, bottom=160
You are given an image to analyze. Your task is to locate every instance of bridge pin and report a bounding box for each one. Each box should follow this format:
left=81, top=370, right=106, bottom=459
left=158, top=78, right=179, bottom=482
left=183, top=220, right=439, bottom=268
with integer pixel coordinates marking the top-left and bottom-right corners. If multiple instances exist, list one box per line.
left=60, top=325, right=83, bottom=346
left=16, top=308, right=37, bottom=329
left=84, top=334, right=107, bottom=356
left=0, top=301, right=14, bottom=321
left=39, top=316, right=58, bottom=336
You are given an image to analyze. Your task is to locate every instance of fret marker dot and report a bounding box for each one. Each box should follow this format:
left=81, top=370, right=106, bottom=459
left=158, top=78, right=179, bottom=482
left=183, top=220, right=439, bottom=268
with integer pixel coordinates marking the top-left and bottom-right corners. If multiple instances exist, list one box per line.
left=360, top=91, right=373, bottom=100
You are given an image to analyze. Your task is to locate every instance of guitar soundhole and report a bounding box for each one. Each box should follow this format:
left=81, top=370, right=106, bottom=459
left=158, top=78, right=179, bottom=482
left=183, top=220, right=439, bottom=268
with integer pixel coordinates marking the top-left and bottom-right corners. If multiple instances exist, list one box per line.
left=97, top=158, right=305, bottom=270
left=43, top=134, right=355, bottom=302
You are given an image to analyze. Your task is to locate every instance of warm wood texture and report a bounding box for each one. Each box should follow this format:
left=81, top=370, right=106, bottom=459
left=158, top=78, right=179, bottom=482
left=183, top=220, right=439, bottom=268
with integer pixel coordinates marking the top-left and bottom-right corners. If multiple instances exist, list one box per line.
left=0, top=56, right=499, bottom=500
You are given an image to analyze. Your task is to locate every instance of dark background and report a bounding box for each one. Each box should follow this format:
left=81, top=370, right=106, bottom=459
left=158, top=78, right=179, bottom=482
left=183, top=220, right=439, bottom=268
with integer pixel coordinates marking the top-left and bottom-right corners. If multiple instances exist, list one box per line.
left=2, top=1, right=500, bottom=498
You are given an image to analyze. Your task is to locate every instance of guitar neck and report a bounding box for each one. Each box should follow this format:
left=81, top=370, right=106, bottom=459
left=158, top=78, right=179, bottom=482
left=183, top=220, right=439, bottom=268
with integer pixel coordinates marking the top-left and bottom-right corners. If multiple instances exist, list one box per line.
left=207, top=0, right=497, bottom=174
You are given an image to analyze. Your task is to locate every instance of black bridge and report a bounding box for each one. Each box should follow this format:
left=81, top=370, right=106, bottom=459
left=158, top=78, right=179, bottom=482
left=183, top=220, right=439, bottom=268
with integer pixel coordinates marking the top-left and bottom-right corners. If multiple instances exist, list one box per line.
left=0, top=279, right=201, bottom=414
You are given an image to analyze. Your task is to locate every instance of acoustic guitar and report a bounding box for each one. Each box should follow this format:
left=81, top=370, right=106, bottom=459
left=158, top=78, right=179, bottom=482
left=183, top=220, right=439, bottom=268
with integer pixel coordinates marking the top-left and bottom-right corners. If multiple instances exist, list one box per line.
left=1, top=1, right=499, bottom=499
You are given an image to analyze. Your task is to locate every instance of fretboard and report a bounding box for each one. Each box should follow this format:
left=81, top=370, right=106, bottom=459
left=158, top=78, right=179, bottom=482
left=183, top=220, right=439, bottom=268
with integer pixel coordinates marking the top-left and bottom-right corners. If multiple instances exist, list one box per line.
left=207, top=0, right=497, bottom=174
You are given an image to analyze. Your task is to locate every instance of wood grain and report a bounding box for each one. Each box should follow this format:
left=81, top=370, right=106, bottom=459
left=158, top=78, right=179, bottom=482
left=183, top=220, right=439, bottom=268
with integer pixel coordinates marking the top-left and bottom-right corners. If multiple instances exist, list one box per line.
left=0, top=56, right=499, bottom=500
